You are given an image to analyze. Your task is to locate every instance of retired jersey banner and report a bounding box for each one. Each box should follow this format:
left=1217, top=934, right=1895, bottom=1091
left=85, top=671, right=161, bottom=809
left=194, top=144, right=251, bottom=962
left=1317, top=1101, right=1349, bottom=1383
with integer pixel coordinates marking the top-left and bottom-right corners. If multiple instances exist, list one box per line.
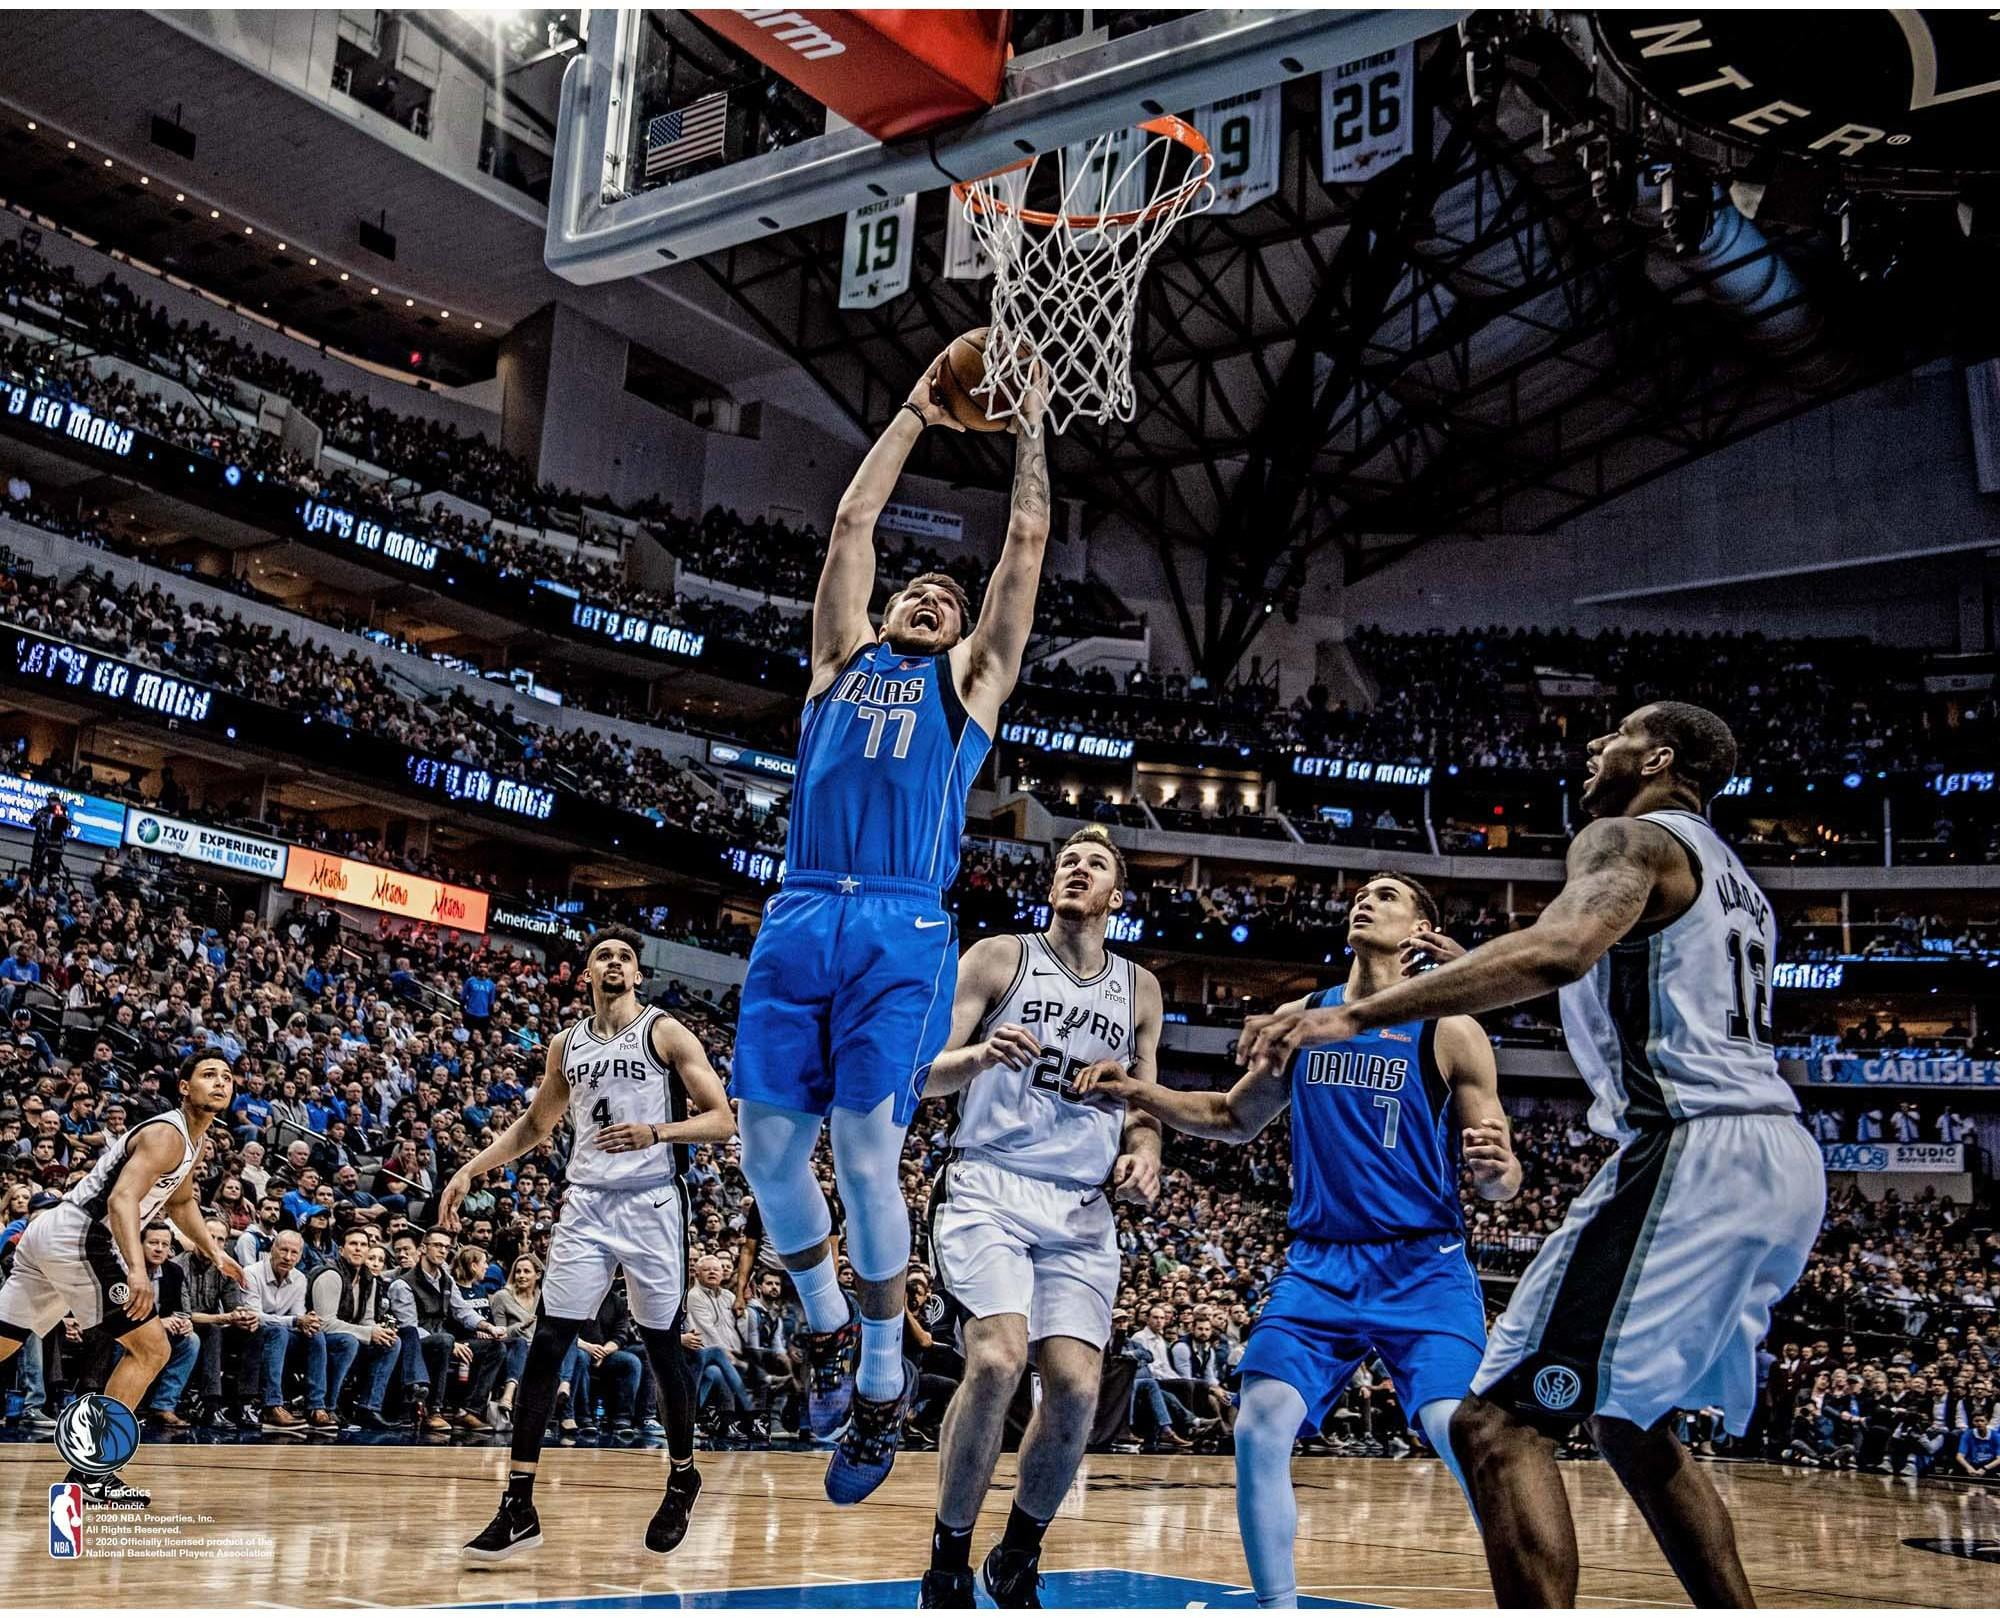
left=1321, top=43, right=1414, bottom=182
left=1822, top=1141, right=1966, bottom=1173
left=944, top=169, right=1024, bottom=279
left=283, top=848, right=489, bottom=933
left=1815, top=1056, right=2000, bottom=1088
left=1193, top=87, right=1281, bottom=215
left=839, top=194, right=916, bottom=309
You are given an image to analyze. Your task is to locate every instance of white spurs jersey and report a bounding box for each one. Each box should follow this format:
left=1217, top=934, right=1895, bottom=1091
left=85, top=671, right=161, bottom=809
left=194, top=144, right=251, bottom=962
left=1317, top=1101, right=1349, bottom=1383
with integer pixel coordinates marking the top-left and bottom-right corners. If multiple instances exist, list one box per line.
left=1559, top=810, right=1797, bottom=1142
left=951, top=933, right=1137, bottom=1185
left=560, top=1004, right=689, bottom=1190
left=67, top=1109, right=198, bottom=1223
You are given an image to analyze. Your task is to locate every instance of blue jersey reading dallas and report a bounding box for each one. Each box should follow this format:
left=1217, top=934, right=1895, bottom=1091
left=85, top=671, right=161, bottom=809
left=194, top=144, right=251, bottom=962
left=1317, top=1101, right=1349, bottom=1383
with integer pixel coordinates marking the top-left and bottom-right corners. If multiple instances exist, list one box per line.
left=1287, top=983, right=1463, bottom=1242
left=1237, top=982, right=1486, bottom=1423
left=732, top=643, right=993, bottom=1126
left=787, top=643, right=990, bottom=888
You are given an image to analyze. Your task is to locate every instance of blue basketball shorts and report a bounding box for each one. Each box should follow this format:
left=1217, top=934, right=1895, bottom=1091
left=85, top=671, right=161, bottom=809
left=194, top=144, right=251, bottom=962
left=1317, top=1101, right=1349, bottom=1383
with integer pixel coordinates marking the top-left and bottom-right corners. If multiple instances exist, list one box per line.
left=730, top=872, right=957, bottom=1127
left=1238, top=1233, right=1488, bottom=1425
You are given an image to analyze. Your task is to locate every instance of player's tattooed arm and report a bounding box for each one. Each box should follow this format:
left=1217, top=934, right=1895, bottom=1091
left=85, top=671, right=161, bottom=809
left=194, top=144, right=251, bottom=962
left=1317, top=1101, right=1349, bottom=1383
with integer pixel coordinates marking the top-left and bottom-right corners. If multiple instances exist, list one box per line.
left=441, top=1029, right=573, bottom=1228
left=926, top=937, right=1037, bottom=1097
left=1244, top=819, right=1676, bottom=1074
left=959, top=406, right=1053, bottom=721
left=1440, top=1016, right=1520, bottom=1202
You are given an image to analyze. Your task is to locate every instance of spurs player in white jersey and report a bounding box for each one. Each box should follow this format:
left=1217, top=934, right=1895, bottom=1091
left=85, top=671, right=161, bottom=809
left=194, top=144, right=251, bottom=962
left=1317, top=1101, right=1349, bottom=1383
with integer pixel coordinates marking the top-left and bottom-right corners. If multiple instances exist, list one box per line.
left=917, top=825, right=1163, bottom=1608
left=439, top=927, right=734, bottom=1566
left=1244, top=703, right=1825, bottom=1608
left=0, top=1052, right=244, bottom=1504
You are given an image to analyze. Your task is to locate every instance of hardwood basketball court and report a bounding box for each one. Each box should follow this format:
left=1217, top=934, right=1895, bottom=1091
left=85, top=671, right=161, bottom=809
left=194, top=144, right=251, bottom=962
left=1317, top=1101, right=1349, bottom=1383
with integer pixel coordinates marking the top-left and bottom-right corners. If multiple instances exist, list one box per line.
left=7, top=1442, right=1999, bottom=1606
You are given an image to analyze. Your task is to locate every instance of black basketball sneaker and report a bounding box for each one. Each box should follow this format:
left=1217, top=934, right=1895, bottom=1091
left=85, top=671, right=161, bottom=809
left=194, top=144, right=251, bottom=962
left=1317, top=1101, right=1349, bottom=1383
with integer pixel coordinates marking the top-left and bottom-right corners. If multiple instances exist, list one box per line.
left=644, top=1464, right=702, bottom=1554
left=980, top=1543, right=1045, bottom=1608
left=463, top=1495, right=543, bottom=1565
left=919, top=1568, right=977, bottom=1607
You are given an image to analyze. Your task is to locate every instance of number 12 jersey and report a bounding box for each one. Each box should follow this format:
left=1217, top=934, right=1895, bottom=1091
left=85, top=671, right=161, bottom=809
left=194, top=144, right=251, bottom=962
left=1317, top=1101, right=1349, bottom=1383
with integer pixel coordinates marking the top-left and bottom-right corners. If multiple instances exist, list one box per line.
left=1559, top=809, right=1797, bottom=1143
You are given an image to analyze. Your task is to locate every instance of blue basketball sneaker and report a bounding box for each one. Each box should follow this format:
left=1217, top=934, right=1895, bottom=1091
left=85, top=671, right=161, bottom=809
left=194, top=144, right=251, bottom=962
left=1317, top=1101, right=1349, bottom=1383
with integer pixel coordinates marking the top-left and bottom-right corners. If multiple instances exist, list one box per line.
left=802, top=1315, right=859, bottom=1441
left=824, top=1370, right=913, bottom=1506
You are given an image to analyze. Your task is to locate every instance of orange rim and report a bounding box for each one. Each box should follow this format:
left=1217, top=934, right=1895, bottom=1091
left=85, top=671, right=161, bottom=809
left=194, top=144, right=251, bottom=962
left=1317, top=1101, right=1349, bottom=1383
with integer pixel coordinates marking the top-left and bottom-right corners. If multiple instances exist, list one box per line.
left=953, top=114, right=1213, bottom=230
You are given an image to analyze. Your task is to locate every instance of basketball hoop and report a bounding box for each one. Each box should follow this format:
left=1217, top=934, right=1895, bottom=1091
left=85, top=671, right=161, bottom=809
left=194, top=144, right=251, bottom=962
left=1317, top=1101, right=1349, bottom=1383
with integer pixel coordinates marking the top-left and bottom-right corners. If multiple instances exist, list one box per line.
left=954, top=115, right=1214, bottom=437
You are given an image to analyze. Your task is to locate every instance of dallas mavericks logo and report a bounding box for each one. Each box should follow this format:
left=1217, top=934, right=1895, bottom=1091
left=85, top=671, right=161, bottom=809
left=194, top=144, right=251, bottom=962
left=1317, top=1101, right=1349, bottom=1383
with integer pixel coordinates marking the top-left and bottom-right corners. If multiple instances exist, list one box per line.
left=54, top=1394, right=140, bottom=1477
left=49, top=1483, right=83, bottom=1557
left=1533, top=1365, right=1582, bottom=1412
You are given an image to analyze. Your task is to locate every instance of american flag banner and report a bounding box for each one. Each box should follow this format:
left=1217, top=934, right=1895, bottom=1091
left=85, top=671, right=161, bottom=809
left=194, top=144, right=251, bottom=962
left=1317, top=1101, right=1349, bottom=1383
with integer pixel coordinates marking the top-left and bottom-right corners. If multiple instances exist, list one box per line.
left=645, top=93, right=728, bottom=179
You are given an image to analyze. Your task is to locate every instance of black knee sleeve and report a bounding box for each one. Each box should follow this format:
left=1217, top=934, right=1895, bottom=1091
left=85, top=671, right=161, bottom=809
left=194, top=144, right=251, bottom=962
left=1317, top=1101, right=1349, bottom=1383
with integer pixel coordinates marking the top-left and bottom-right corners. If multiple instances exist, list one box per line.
left=637, top=1321, right=697, bottom=1463
left=509, top=1308, right=588, bottom=1467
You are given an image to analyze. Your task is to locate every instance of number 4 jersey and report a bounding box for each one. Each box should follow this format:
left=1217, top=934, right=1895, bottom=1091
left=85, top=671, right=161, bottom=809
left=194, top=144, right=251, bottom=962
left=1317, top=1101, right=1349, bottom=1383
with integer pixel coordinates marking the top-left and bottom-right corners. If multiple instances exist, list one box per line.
left=951, top=933, right=1136, bottom=1186
left=560, top=1004, right=691, bottom=1190
left=1559, top=809, right=1797, bottom=1143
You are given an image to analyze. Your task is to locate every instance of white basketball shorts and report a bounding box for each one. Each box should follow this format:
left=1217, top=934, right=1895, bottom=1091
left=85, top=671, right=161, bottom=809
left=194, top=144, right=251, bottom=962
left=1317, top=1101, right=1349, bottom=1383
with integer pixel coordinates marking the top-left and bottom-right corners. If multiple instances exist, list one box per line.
left=929, top=1155, right=1119, bottom=1349
left=1473, top=1111, right=1825, bottom=1435
left=543, top=1181, right=688, bottom=1331
left=0, top=1203, right=145, bottom=1338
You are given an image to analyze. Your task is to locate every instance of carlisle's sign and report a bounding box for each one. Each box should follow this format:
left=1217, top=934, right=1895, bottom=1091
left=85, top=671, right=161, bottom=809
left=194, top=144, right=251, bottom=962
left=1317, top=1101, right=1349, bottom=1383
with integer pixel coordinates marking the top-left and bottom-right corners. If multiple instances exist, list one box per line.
left=1596, top=12, right=2000, bottom=172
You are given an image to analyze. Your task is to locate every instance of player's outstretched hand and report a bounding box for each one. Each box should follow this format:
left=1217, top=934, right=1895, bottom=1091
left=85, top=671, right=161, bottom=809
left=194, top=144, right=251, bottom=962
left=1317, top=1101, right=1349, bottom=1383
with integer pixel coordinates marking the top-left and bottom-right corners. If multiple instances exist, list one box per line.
left=1463, top=1118, right=1516, bottom=1190
left=1399, top=927, right=1466, bottom=976
left=976, top=1022, right=1043, bottom=1072
left=1069, top=1059, right=1141, bottom=1102
left=597, top=1122, right=661, bottom=1154
left=1241, top=1004, right=1357, bottom=1078
left=1109, top=1151, right=1161, bottom=1207
left=1010, top=355, right=1050, bottom=437
left=216, top=1253, right=248, bottom=1288
left=907, top=353, right=966, bottom=432
left=437, top=1170, right=471, bottom=1232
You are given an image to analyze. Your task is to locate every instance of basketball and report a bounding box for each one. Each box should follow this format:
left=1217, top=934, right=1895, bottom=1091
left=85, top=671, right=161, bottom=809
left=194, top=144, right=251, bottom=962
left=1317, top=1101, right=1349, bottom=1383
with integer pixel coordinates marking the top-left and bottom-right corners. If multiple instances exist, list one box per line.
left=936, top=328, right=1010, bottom=432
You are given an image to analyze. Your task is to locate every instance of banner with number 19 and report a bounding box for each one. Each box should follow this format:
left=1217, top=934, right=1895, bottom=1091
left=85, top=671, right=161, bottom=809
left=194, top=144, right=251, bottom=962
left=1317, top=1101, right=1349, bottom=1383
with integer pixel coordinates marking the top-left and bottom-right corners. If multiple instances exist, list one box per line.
left=839, top=194, right=916, bottom=310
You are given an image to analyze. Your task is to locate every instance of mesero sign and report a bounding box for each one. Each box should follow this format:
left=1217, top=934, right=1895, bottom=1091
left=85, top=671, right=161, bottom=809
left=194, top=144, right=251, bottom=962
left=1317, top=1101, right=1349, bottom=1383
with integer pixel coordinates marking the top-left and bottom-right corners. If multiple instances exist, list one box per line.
left=124, top=809, right=287, bottom=879
left=283, top=848, right=490, bottom=933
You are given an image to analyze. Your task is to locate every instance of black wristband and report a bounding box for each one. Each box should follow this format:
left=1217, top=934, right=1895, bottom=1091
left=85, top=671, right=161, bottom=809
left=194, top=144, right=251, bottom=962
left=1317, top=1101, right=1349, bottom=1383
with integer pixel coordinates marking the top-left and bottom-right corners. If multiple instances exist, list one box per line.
left=899, top=401, right=928, bottom=431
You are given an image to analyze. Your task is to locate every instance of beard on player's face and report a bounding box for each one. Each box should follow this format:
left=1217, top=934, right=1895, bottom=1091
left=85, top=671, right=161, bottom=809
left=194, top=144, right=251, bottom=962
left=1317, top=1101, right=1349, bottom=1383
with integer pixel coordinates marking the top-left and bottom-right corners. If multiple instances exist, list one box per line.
left=1049, top=855, right=1119, bottom=922
left=881, top=590, right=962, bottom=654
left=1580, top=723, right=1652, bottom=818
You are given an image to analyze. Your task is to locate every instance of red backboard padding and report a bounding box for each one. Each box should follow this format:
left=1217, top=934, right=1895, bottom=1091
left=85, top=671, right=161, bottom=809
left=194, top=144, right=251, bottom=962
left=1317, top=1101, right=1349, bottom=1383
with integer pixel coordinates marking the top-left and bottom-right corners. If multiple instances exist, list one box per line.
left=706, top=10, right=1010, bottom=142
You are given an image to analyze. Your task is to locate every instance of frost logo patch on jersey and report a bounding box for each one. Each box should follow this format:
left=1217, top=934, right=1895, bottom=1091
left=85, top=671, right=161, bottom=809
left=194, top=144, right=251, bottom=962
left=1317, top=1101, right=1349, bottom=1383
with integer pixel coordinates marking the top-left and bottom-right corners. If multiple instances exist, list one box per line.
left=1533, top=1365, right=1582, bottom=1412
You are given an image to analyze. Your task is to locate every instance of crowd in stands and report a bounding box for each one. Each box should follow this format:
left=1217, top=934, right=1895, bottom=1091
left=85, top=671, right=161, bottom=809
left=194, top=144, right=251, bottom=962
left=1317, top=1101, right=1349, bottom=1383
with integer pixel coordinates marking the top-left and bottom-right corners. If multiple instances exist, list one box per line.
left=0, top=550, right=788, bottom=856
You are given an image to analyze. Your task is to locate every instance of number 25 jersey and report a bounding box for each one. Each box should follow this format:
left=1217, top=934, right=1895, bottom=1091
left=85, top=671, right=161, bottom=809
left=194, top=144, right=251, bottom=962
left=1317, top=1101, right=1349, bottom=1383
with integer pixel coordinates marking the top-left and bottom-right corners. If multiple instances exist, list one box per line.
left=1559, top=809, right=1796, bottom=1143
left=787, top=643, right=991, bottom=889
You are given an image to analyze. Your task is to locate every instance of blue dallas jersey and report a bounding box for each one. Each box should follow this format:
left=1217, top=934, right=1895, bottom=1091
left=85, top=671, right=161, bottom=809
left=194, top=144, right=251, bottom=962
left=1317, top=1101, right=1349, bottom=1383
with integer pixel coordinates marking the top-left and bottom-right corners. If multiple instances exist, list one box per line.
left=786, top=643, right=991, bottom=890
left=1286, top=984, right=1464, bottom=1243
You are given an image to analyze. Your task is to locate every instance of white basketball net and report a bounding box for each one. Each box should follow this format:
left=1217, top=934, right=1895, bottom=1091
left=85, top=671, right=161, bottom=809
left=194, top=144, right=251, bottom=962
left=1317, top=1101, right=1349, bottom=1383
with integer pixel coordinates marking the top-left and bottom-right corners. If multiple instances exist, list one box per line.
left=956, top=118, right=1214, bottom=437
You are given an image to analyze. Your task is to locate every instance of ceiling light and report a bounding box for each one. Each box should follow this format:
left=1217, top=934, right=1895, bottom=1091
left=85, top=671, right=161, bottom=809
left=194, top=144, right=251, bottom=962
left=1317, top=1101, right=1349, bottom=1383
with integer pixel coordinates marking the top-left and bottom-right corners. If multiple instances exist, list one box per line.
left=308, top=257, right=318, bottom=266
left=339, top=272, right=349, bottom=281
left=175, top=192, right=184, bottom=202
left=25, top=121, right=35, bottom=131
left=439, top=310, right=448, bottom=319
left=244, top=225, right=254, bottom=235
left=473, top=321, right=483, bottom=330
left=102, top=158, right=112, bottom=168
left=405, top=298, right=414, bottom=307
left=139, top=177, right=149, bottom=185
left=370, top=286, right=379, bottom=295
left=65, top=140, right=75, bottom=150
left=209, top=209, right=219, bottom=219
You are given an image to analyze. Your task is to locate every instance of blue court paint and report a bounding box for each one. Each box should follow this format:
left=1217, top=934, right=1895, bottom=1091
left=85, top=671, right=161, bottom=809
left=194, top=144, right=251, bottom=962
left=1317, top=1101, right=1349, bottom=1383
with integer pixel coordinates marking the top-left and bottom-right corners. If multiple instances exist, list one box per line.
left=460, top=1568, right=1375, bottom=1608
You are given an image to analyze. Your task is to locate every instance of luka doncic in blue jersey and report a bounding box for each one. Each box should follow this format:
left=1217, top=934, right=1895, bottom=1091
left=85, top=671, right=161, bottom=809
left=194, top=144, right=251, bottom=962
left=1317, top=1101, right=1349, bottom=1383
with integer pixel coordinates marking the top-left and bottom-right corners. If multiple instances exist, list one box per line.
left=1239, top=981, right=1494, bottom=1427
left=734, top=639, right=991, bottom=1129
left=788, top=643, right=990, bottom=889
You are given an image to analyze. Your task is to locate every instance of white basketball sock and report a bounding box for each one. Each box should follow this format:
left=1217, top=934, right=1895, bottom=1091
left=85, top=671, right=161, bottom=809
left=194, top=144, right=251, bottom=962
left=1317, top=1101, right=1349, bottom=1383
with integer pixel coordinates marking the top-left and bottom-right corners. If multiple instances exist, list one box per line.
left=857, top=1311, right=904, bottom=1403
left=793, top=1253, right=849, bottom=1336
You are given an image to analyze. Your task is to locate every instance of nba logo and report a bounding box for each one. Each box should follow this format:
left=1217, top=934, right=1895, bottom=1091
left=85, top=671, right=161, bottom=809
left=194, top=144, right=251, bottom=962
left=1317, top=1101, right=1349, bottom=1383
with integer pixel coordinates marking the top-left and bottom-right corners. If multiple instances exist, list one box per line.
left=49, top=1483, right=83, bottom=1557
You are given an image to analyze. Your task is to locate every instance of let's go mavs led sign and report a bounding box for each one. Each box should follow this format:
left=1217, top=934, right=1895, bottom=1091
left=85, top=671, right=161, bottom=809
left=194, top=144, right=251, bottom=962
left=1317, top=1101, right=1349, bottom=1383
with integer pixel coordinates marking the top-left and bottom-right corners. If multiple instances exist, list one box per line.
left=3, top=384, right=135, bottom=458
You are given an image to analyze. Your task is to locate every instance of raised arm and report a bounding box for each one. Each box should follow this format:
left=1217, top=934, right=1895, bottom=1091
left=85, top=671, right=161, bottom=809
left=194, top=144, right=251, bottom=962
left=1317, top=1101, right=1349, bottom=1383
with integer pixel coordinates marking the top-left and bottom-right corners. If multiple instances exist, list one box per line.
left=811, top=358, right=963, bottom=696
left=1109, top=967, right=1165, bottom=1203
left=1073, top=1062, right=1290, bottom=1146
left=924, top=936, right=1039, bottom=1098
left=1242, top=816, right=1684, bottom=1075
left=955, top=384, right=1051, bottom=730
